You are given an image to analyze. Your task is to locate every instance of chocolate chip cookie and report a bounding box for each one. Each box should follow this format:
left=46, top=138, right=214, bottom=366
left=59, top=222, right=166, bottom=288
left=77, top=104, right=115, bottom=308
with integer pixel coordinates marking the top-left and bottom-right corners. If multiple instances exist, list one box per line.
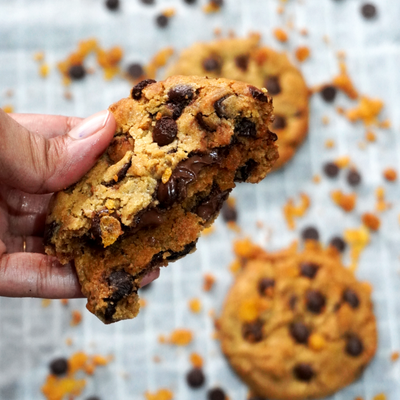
left=219, top=241, right=377, bottom=399
left=166, top=34, right=309, bottom=169
left=44, top=76, right=278, bottom=323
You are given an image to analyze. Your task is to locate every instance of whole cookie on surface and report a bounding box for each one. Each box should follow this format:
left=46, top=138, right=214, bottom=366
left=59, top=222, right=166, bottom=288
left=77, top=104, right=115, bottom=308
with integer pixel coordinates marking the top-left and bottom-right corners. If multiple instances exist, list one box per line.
left=45, top=76, right=278, bottom=324
left=219, top=240, right=377, bottom=400
left=166, top=34, right=309, bottom=169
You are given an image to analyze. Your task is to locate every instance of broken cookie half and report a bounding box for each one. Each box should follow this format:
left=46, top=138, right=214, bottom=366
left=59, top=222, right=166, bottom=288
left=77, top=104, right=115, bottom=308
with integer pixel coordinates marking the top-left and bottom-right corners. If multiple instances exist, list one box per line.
left=44, top=76, right=278, bottom=323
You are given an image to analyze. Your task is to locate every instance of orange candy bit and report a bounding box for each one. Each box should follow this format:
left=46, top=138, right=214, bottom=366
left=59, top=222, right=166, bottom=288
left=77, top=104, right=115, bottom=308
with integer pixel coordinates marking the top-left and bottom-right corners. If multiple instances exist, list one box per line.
left=308, top=333, right=327, bottom=351
left=383, top=168, right=397, bottom=182
left=169, top=329, right=193, bottom=346
left=295, top=46, right=310, bottom=62
left=190, top=353, right=203, bottom=368
left=391, top=351, right=399, bottom=362
left=325, top=139, right=335, bottom=148
left=203, top=273, right=216, bottom=291
left=188, top=298, right=202, bottom=314
left=373, top=394, right=387, bottom=400
left=346, top=96, right=384, bottom=126
left=70, top=310, right=82, bottom=326
left=331, top=190, right=357, bottom=212
left=334, top=156, right=350, bottom=168
left=273, top=28, right=288, bottom=42
left=362, top=212, right=380, bottom=231
left=145, top=389, right=174, bottom=400
left=283, top=193, right=311, bottom=229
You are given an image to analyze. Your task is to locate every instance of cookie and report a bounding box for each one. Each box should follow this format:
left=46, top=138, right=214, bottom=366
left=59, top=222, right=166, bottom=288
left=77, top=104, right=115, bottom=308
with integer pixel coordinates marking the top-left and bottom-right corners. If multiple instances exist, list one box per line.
left=166, top=34, right=309, bottom=169
left=219, top=241, right=377, bottom=400
left=44, top=76, right=278, bottom=323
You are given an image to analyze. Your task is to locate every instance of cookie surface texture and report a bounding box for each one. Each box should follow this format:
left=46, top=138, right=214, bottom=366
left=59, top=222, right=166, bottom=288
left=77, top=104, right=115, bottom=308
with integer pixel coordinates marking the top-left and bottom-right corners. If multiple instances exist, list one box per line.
left=219, top=241, right=377, bottom=400
left=166, top=34, right=309, bottom=169
left=45, top=76, right=278, bottom=323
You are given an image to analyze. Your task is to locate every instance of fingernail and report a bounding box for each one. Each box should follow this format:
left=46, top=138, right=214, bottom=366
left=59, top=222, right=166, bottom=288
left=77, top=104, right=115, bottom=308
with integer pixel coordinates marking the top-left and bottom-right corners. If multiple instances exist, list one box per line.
left=68, top=110, right=110, bottom=140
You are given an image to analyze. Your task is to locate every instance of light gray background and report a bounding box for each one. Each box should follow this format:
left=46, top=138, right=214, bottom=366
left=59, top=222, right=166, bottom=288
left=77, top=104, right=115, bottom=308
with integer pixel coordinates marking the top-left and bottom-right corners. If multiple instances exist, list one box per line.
left=1, top=0, right=400, bottom=399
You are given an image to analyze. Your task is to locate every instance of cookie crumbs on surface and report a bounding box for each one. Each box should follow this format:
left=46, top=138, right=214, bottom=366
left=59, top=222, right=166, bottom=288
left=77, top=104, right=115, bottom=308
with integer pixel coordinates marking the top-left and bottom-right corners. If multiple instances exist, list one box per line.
left=362, top=213, right=380, bottom=231
left=96, top=45, right=124, bottom=80
left=161, top=329, right=193, bottom=346
left=65, top=338, right=73, bottom=346
left=344, top=226, right=370, bottom=272
left=202, top=226, right=215, bottom=236
left=331, top=190, right=357, bottom=212
left=188, top=298, right=202, bottom=313
left=42, top=299, right=52, bottom=308
left=70, top=310, right=83, bottom=326
left=162, top=8, right=176, bottom=18
left=233, top=238, right=265, bottom=261
left=190, top=352, right=203, bottom=368
left=60, top=299, right=69, bottom=306
left=325, top=139, right=335, bottom=148
left=375, top=186, right=390, bottom=212
left=322, top=115, right=330, bottom=125
left=145, top=389, right=174, bottom=400
left=145, top=47, right=174, bottom=79
left=2, top=105, right=14, bottom=113
left=213, top=27, right=222, bottom=37
left=365, top=130, right=376, bottom=142
left=277, top=5, right=284, bottom=14
left=383, top=168, right=397, bottom=182
left=373, top=394, right=386, bottom=400
left=346, top=96, right=384, bottom=126
left=312, top=174, right=321, bottom=184
left=203, top=274, right=216, bottom=292
left=283, top=193, right=311, bottom=230
left=153, top=356, right=161, bottom=363
left=295, top=46, right=310, bottom=62
left=273, top=28, right=288, bottom=42
left=39, top=63, right=50, bottom=78
left=33, top=51, right=45, bottom=62
left=299, top=28, right=308, bottom=36
left=379, top=119, right=391, bottom=129
left=333, top=61, right=358, bottom=100
left=335, top=155, right=350, bottom=168
left=139, top=298, right=147, bottom=308
left=391, top=351, right=399, bottom=361
left=203, top=0, right=222, bottom=13
left=227, top=221, right=241, bottom=233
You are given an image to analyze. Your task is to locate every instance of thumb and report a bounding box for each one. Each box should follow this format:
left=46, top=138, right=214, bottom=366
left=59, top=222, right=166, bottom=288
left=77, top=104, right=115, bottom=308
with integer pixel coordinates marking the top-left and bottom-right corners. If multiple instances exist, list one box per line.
left=0, top=109, right=116, bottom=194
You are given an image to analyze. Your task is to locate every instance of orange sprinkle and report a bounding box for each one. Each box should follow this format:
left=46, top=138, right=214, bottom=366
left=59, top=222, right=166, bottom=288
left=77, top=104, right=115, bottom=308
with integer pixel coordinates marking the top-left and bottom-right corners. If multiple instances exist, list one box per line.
left=333, top=61, right=358, bottom=100
left=238, top=298, right=261, bottom=322
left=273, top=28, right=288, bottom=42
left=365, top=131, right=376, bottom=142
left=344, top=226, right=370, bottom=272
left=383, top=168, right=397, bottom=182
left=168, top=329, right=193, bottom=346
left=391, top=351, right=399, bottom=362
left=362, top=213, right=380, bottom=231
left=325, top=139, right=335, bottom=148
left=190, top=353, right=203, bottom=368
left=188, top=298, right=202, bottom=314
left=295, top=46, right=310, bottom=62
left=346, top=96, right=384, bottom=126
left=283, top=193, right=311, bottom=230
left=70, top=310, right=82, bottom=327
left=2, top=105, right=14, bottom=113
left=145, top=389, right=174, bottom=400
left=203, top=273, right=216, bottom=292
left=229, top=259, right=242, bottom=275
left=331, top=190, right=357, bottom=212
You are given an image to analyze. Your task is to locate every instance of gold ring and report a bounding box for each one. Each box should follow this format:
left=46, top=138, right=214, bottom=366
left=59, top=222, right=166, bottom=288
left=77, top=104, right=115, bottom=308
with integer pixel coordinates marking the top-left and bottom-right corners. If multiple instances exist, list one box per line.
left=22, top=236, right=27, bottom=253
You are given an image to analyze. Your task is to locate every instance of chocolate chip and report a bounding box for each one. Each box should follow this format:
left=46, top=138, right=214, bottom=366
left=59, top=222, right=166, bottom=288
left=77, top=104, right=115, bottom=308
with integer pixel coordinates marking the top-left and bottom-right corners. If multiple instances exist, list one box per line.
left=153, top=117, right=178, bottom=146
left=68, top=65, right=86, bottom=80
left=184, top=0, right=196, bottom=4
left=107, top=135, right=135, bottom=164
left=242, top=319, right=263, bottom=343
left=86, top=397, right=101, bottom=400
left=293, top=363, right=314, bottom=381
left=329, top=236, right=347, bottom=252
left=211, top=0, right=223, bottom=6
left=248, top=397, right=265, bottom=400
left=166, top=241, right=197, bottom=261
left=214, top=95, right=230, bottom=118
left=127, top=63, right=144, bottom=79
left=272, top=115, right=286, bottom=130
left=289, top=295, right=298, bottom=310
left=235, top=118, right=257, bottom=137
left=265, top=76, right=281, bottom=95
left=155, top=14, right=169, bottom=28
left=107, top=270, right=134, bottom=301
left=301, top=226, right=319, bottom=241
left=221, top=202, right=237, bottom=222
left=347, top=169, right=361, bottom=186
left=168, top=85, right=194, bottom=106
left=207, top=388, right=226, bottom=400
left=235, top=54, right=249, bottom=71
left=290, top=322, right=310, bottom=344
left=320, top=85, right=337, bottom=103
left=196, top=113, right=215, bottom=132
left=306, top=290, right=326, bottom=314
left=186, top=368, right=205, bottom=388
left=300, top=262, right=319, bottom=279
left=43, top=221, right=58, bottom=246
left=323, top=162, right=339, bottom=178
left=89, top=210, right=109, bottom=242
left=141, top=0, right=155, bottom=4
left=346, top=335, right=364, bottom=356
left=105, top=0, right=119, bottom=10
left=249, top=86, right=269, bottom=103
left=343, top=289, right=360, bottom=308
left=361, top=3, right=377, bottom=19
left=269, top=131, right=278, bottom=141
left=49, top=357, right=69, bottom=376
left=234, top=159, right=258, bottom=182
left=258, top=278, right=275, bottom=296
left=131, top=79, right=156, bottom=100
left=132, top=208, right=164, bottom=233
left=202, top=56, right=222, bottom=72
left=102, top=160, right=132, bottom=186
left=195, top=185, right=230, bottom=221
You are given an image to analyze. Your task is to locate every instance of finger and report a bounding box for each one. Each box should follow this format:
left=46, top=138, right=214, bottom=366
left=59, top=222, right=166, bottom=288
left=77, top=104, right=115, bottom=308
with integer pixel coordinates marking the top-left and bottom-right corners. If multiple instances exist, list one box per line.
left=0, top=253, right=83, bottom=298
left=3, top=235, right=45, bottom=254
left=9, top=114, right=83, bottom=139
left=0, top=109, right=116, bottom=194
left=140, top=268, right=160, bottom=287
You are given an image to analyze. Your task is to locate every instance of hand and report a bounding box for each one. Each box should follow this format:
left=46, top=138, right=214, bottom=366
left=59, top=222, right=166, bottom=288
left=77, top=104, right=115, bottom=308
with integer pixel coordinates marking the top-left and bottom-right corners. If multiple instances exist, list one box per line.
left=0, top=110, right=159, bottom=299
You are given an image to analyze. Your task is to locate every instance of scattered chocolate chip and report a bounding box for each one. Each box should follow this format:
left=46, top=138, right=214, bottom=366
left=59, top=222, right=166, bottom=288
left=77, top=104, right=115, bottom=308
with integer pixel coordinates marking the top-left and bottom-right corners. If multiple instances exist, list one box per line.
left=235, top=118, right=257, bottom=137
left=289, top=295, right=298, bottom=310
left=343, top=289, right=360, bottom=308
left=329, top=236, right=347, bottom=252
left=153, top=117, right=178, bottom=146
left=131, top=79, right=156, bottom=100
left=221, top=202, right=237, bottom=222
left=306, top=290, right=326, bottom=314
left=361, top=3, right=377, bottom=19
left=242, top=319, right=263, bottom=343
left=235, top=54, right=249, bottom=71
left=49, top=357, right=69, bottom=376
left=290, top=322, right=310, bottom=344
left=186, top=368, right=205, bottom=388
left=300, top=262, right=319, bottom=279
left=166, top=241, right=197, bottom=261
left=68, top=64, right=86, bottom=80
left=202, top=56, right=222, bottom=72
left=211, top=0, right=223, bottom=6
left=258, top=278, right=275, bottom=296
left=272, top=115, right=286, bottom=130
left=265, top=76, right=281, bottom=95
left=234, top=159, right=258, bottom=182
left=293, top=363, right=314, bottom=381
left=320, top=85, right=337, bottom=103
left=86, top=397, right=101, bottom=400
left=249, top=86, right=269, bottom=102
left=214, top=95, right=230, bottom=118
left=155, top=14, right=169, bottom=28
left=323, top=162, right=339, bottom=178
left=184, top=0, right=196, bottom=4
left=301, top=226, right=319, bottom=241
left=105, top=0, right=119, bottom=10
left=126, top=63, right=144, bottom=79
left=141, top=0, right=155, bottom=4
left=347, top=169, right=361, bottom=186
left=346, top=335, right=364, bottom=356
left=207, top=388, right=226, bottom=400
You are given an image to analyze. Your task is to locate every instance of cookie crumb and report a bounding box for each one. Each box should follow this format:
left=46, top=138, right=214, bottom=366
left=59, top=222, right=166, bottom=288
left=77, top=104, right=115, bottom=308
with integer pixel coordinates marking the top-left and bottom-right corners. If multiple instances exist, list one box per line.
left=365, top=130, right=376, bottom=142
left=362, top=213, right=380, bottom=231
left=273, top=28, right=288, bottom=42
left=203, top=0, right=222, bottom=13
left=162, top=8, right=176, bottom=18
left=312, top=174, right=321, bottom=184
left=375, top=186, right=390, bottom=212
left=383, top=168, right=397, bottom=182
left=325, top=139, right=335, bottom=148
left=202, top=226, right=215, bottom=236
left=145, top=47, right=174, bottom=79
left=65, top=338, right=73, bottom=346
left=344, top=226, right=370, bottom=272
left=295, top=46, right=310, bottom=62
left=161, top=329, right=193, bottom=346
left=379, top=119, right=391, bottom=129
left=2, top=105, right=14, bottom=113
left=346, top=96, right=384, bottom=126
left=283, top=193, right=310, bottom=230
left=188, top=298, right=202, bottom=313
left=335, top=156, right=350, bottom=168
left=42, top=299, right=52, bottom=308
left=322, top=115, right=330, bottom=125
left=391, top=351, right=399, bottom=362
left=331, top=191, right=357, bottom=212
left=373, top=394, right=386, bottom=400
left=145, top=389, right=174, bottom=400
left=333, top=61, right=358, bottom=100
left=70, top=310, right=83, bottom=326
left=229, top=259, right=242, bottom=275
left=190, top=352, right=204, bottom=368
left=39, top=63, right=50, bottom=78
left=203, top=273, right=216, bottom=291
left=139, top=298, right=147, bottom=308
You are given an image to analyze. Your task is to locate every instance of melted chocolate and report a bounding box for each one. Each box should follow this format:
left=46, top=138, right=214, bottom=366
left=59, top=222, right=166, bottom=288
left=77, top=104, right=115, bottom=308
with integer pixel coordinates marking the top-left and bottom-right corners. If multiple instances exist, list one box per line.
left=249, top=86, right=269, bottom=103
left=214, top=95, right=231, bottom=118
left=166, top=240, right=197, bottom=261
left=102, top=160, right=132, bottom=187
left=194, top=184, right=230, bottom=221
left=234, top=159, right=258, bottom=182
left=130, top=208, right=164, bottom=234
left=196, top=112, right=216, bottom=132
left=131, top=79, right=156, bottom=100
left=43, top=221, right=59, bottom=246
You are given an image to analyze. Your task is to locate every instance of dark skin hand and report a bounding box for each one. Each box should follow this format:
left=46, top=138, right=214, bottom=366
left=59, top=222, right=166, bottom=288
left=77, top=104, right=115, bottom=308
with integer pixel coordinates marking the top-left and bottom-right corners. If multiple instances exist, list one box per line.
left=0, top=110, right=159, bottom=299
